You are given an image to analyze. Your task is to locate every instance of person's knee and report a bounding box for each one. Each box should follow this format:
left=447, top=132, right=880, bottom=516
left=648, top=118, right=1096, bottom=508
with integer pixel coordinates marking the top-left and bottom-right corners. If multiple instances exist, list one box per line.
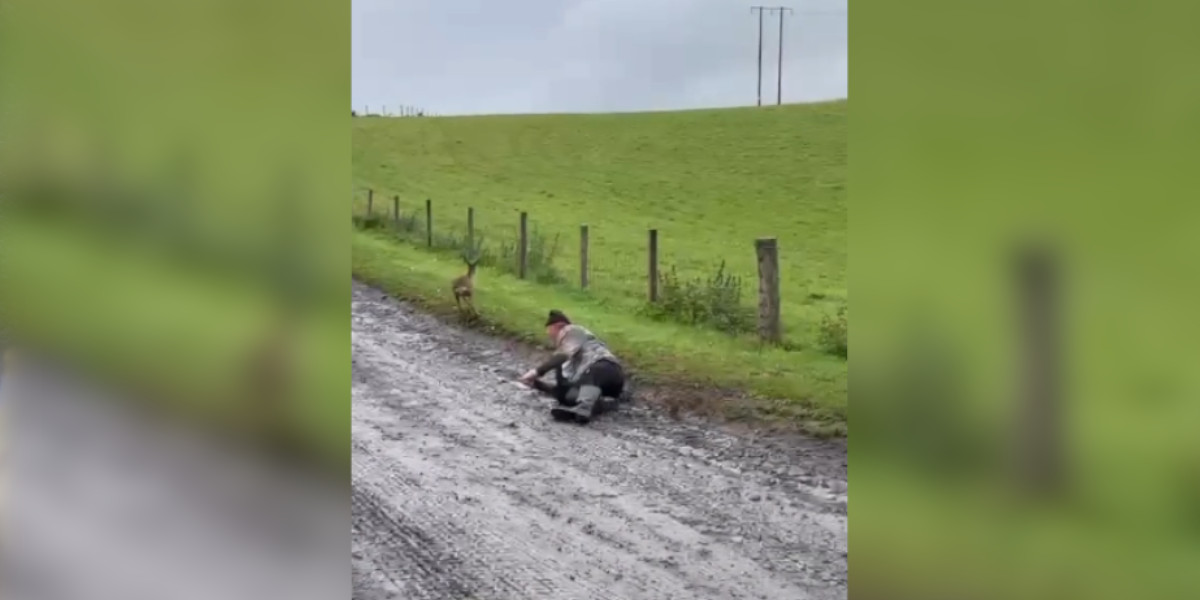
left=576, top=384, right=602, bottom=404
left=558, top=385, right=580, bottom=406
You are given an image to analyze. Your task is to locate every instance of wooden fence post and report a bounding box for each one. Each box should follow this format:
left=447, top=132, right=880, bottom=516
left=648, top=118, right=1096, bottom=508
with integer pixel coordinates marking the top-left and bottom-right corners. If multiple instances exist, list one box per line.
left=518, top=211, right=528, bottom=279
left=392, top=195, right=399, bottom=229
left=467, top=207, right=475, bottom=247
left=367, top=189, right=373, bottom=216
left=425, top=198, right=433, bottom=247
left=580, top=224, right=590, bottom=289
left=648, top=229, right=659, bottom=302
left=1013, top=243, right=1061, bottom=498
left=755, top=238, right=781, bottom=343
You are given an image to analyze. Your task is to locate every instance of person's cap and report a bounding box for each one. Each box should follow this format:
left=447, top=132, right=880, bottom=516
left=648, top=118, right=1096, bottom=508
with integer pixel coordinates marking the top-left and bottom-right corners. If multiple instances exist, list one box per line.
left=545, top=309, right=571, bottom=326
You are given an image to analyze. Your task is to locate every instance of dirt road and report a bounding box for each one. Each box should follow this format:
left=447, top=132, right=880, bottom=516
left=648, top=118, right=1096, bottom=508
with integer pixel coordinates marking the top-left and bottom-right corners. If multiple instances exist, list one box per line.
left=351, top=281, right=848, bottom=600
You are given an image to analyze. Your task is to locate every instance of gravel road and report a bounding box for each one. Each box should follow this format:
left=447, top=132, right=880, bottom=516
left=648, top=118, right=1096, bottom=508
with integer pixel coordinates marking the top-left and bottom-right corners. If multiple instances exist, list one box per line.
left=351, top=280, right=848, bottom=600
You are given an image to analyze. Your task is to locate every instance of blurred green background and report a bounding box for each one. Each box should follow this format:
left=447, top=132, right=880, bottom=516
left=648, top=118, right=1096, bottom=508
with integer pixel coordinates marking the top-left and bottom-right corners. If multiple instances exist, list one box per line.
left=0, top=0, right=348, bottom=466
left=852, top=0, right=1200, bottom=597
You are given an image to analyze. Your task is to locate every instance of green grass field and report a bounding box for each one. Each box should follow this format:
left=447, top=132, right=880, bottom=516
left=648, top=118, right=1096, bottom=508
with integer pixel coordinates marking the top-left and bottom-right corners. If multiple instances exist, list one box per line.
left=352, top=102, right=847, bottom=431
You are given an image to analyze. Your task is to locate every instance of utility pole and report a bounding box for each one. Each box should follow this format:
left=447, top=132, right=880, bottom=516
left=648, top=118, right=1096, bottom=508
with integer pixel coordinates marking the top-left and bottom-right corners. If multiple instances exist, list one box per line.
left=750, top=6, right=792, bottom=107
left=776, top=6, right=793, bottom=105
left=750, top=6, right=766, bottom=106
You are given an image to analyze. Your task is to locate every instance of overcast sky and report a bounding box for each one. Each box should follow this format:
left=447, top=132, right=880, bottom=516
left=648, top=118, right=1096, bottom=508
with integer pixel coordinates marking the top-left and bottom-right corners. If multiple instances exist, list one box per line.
left=351, top=0, right=847, bottom=116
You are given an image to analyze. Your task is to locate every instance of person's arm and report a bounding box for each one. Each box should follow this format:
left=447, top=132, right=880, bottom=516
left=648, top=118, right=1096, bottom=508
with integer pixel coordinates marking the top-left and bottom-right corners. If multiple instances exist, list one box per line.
left=521, top=346, right=570, bottom=383
left=533, top=353, right=568, bottom=377
left=520, top=326, right=582, bottom=383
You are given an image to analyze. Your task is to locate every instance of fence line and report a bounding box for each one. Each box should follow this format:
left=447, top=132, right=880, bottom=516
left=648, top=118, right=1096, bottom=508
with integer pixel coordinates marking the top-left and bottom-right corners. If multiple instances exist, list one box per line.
left=354, top=190, right=785, bottom=343
left=352, top=105, right=435, bottom=118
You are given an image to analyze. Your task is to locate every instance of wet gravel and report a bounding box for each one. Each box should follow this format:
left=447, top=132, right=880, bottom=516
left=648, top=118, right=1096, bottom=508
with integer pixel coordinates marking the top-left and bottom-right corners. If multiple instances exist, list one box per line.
left=351, top=280, right=847, bottom=600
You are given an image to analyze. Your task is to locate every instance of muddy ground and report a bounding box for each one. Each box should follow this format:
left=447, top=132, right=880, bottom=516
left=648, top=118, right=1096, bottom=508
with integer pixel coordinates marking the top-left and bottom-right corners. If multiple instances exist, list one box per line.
left=351, top=280, right=848, bottom=600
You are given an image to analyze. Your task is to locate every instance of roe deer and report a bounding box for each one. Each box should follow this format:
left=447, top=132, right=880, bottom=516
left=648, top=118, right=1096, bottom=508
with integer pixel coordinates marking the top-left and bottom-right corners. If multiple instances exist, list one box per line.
left=452, top=240, right=484, bottom=313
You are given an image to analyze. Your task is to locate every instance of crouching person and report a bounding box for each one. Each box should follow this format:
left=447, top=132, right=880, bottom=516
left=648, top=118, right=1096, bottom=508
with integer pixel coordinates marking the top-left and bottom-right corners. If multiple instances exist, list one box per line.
left=518, top=310, right=625, bottom=424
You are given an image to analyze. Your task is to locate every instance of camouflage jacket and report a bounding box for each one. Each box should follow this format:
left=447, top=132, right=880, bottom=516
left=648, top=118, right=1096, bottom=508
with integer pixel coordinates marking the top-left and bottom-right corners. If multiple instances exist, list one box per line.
left=555, top=324, right=620, bottom=384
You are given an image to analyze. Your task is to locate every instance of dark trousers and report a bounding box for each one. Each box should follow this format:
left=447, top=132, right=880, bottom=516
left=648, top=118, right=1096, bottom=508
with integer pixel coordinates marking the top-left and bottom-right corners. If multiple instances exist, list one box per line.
left=533, top=359, right=625, bottom=407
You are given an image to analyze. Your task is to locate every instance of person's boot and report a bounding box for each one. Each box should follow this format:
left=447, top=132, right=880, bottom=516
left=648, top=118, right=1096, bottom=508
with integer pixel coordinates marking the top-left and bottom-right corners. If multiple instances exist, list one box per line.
left=593, top=395, right=619, bottom=416
left=549, top=386, right=579, bottom=421
left=617, top=384, right=634, bottom=404
left=550, top=385, right=601, bottom=425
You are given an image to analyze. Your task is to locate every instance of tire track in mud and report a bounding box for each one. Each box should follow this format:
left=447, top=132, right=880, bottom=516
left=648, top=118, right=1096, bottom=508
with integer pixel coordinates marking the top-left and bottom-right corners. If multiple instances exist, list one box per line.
left=350, top=280, right=848, bottom=600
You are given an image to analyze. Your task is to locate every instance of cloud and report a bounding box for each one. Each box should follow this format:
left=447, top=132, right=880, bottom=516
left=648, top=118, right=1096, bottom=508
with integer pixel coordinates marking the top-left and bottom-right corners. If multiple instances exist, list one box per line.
left=352, top=0, right=847, bottom=115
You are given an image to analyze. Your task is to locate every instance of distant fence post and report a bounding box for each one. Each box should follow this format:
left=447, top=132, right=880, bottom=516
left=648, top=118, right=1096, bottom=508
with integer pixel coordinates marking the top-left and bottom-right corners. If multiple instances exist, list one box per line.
left=1013, top=243, right=1061, bottom=499
left=755, top=238, right=782, bottom=343
left=648, top=229, right=659, bottom=302
left=518, top=211, right=528, bottom=279
left=392, top=195, right=399, bottom=229
left=425, top=198, right=433, bottom=247
left=580, top=224, right=590, bottom=289
left=366, top=189, right=373, bottom=216
left=467, top=207, right=475, bottom=247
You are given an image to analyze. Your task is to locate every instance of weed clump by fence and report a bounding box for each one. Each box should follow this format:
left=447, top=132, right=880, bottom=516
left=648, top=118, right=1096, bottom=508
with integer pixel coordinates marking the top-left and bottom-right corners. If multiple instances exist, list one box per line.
left=641, top=262, right=755, bottom=336
left=819, top=305, right=848, bottom=358
left=498, top=229, right=562, bottom=284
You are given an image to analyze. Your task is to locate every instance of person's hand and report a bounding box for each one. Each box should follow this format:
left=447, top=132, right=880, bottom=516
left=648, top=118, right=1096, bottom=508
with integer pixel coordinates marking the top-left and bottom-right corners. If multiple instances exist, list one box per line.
left=518, top=369, right=539, bottom=387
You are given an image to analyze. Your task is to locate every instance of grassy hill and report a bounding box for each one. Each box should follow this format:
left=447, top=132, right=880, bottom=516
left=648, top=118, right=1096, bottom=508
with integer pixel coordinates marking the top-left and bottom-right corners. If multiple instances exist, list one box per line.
left=351, top=101, right=847, bottom=432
